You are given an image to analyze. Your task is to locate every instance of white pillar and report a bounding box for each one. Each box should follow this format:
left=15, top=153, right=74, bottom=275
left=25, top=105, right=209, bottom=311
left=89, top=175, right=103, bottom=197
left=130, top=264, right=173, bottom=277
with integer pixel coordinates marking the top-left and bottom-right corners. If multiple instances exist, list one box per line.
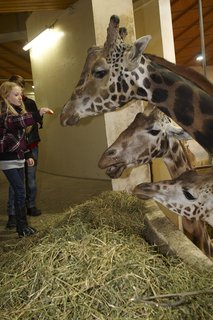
left=92, top=0, right=151, bottom=192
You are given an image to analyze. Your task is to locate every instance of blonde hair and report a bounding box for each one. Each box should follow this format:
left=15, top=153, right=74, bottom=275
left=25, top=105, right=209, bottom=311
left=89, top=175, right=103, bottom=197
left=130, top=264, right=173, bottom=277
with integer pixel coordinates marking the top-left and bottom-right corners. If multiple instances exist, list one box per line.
left=0, top=81, right=32, bottom=133
left=0, top=81, right=26, bottom=115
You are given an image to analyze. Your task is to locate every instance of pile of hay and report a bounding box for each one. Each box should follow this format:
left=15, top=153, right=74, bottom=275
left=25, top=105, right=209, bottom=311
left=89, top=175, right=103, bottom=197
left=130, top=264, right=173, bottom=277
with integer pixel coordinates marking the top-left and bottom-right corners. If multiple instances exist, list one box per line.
left=67, top=190, right=149, bottom=234
left=0, top=191, right=212, bottom=320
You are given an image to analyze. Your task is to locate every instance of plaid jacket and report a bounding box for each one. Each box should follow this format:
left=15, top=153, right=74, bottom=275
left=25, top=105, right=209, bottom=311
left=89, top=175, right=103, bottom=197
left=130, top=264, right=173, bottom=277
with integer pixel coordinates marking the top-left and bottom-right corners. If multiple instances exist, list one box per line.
left=0, top=107, right=42, bottom=160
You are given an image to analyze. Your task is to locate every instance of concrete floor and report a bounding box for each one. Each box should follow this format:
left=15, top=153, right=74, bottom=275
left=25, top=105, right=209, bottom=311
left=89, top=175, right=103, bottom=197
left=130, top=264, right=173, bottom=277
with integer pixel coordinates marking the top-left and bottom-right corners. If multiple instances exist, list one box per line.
left=0, top=170, right=111, bottom=242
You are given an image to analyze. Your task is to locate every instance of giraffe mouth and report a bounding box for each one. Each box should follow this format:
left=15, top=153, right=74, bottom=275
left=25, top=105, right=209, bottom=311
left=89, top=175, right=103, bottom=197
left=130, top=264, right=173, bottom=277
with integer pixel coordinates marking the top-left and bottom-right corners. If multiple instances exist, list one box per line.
left=105, top=164, right=126, bottom=178
left=60, top=112, right=80, bottom=126
left=133, top=183, right=153, bottom=200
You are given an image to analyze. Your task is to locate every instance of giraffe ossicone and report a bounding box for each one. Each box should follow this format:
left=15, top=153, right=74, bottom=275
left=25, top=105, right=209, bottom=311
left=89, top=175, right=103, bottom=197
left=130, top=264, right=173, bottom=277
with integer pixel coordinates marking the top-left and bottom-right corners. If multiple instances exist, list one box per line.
left=60, top=15, right=213, bottom=154
left=133, top=169, right=213, bottom=228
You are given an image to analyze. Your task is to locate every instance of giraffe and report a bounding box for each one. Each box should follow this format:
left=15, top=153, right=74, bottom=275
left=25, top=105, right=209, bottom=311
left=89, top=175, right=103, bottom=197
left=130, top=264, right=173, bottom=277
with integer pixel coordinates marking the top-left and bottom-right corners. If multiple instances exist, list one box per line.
left=133, top=169, right=213, bottom=257
left=98, top=105, right=213, bottom=258
left=98, top=105, right=191, bottom=179
left=60, top=15, right=213, bottom=155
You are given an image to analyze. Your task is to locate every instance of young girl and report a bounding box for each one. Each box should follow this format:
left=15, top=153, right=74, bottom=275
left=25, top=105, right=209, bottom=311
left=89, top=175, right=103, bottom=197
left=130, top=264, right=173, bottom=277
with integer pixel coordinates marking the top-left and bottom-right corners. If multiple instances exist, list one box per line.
left=0, top=81, right=53, bottom=237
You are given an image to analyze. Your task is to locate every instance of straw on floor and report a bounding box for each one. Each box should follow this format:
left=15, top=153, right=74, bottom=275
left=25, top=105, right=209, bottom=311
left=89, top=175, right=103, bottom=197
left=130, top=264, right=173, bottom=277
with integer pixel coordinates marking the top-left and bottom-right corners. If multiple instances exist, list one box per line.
left=0, top=191, right=212, bottom=320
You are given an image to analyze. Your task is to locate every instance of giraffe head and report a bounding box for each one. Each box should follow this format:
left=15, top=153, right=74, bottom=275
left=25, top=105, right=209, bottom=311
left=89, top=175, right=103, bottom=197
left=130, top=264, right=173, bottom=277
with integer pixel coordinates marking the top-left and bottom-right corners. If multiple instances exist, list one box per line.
left=59, top=14, right=213, bottom=127
left=60, top=15, right=151, bottom=126
left=98, top=105, right=191, bottom=178
left=60, top=15, right=213, bottom=154
left=133, top=169, right=213, bottom=228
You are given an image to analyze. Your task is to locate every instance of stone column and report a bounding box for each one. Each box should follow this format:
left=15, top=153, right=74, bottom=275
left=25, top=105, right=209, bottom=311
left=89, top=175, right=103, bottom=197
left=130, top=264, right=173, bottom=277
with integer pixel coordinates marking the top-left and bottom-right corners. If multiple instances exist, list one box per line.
left=91, top=0, right=151, bottom=192
left=134, top=0, right=182, bottom=229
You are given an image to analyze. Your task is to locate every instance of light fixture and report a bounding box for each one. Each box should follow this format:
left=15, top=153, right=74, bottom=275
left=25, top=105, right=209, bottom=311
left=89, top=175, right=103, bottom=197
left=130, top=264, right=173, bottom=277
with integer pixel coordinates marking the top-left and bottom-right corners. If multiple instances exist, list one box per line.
left=23, top=28, right=53, bottom=51
left=22, top=5, right=73, bottom=52
left=196, top=54, right=203, bottom=62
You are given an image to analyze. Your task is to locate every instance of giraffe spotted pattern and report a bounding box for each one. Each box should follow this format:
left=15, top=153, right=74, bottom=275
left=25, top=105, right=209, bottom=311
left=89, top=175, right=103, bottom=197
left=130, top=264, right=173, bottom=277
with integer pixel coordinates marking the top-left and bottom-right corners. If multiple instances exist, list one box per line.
left=98, top=105, right=213, bottom=258
left=134, top=169, right=213, bottom=229
left=60, top=15, right=213, bottom=154
left=60, top=15, right=213, bottom=258
left=98, top=106, right=190, bottom=179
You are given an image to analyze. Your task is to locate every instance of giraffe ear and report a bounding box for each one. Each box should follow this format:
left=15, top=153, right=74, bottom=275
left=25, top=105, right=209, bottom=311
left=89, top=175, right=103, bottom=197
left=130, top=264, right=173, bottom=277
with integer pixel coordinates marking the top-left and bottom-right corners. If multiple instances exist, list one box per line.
left=177, top=170, right=198, bottom=182
left=167, top=125, right=193, bottom=141
left=125, top=35, right=152, bottom=70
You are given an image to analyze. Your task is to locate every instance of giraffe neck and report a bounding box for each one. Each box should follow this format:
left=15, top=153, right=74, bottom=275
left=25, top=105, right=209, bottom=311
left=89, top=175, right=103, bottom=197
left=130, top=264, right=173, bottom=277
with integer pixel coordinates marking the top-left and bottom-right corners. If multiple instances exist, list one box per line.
left=134, top=57, right=213, bottom=154
left=183, top=220, right=213, bottom=259
left=162, top=138, right=191, bottom=178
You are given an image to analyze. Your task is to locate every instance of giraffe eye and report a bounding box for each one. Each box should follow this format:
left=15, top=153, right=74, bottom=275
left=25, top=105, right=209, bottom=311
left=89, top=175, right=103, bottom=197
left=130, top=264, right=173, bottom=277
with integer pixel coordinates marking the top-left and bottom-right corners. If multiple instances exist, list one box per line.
left=182, top=188, right=197, bottom=200
left=148, top=129, right=160, bottom=136
left=92, top=69, right=109, bottom=79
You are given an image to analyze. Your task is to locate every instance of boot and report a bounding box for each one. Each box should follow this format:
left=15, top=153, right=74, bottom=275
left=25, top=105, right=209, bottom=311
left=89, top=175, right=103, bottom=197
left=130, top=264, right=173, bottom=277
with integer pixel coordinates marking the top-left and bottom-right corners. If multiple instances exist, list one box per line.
left=6, top=215, right=16, bottom=229
left=16, top=206, right=37, bottom=237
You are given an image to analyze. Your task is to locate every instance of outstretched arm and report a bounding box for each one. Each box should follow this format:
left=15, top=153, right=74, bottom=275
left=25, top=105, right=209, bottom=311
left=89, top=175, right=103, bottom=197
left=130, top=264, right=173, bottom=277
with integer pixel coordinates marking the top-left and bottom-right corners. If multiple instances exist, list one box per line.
left=3, top=108, right=54, bottom=130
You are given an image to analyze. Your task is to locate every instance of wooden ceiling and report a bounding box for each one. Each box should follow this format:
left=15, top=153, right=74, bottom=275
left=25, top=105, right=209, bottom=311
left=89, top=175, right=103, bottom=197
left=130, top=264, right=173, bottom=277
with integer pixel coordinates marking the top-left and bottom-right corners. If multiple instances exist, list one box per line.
left=0, top=0, right=213, bottom=82
left=0, top=0, right=77, bottom=13
left=171, top=0, right=213, bottom=67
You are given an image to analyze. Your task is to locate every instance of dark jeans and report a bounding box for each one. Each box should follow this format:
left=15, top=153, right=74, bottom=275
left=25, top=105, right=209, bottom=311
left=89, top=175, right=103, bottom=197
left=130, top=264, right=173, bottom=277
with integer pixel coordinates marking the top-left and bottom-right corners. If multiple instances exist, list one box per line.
left=3, top=167, right=26, bottom=214
left=7, top=147, right=38, bottom=215
left=25, top=147, right=38, bottom=208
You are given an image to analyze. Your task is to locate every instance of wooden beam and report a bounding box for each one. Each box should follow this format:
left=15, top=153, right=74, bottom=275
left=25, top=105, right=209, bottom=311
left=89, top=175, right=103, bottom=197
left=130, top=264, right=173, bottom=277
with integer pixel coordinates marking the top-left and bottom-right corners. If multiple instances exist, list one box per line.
left=0, top=0, right=77, bottom=13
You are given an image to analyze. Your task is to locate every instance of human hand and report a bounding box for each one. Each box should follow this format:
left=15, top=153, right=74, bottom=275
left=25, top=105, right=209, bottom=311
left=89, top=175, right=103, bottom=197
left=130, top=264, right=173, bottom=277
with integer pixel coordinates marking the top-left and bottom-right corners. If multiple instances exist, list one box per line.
left=39, top=107, right=54, bottom=116
left=26, top=158, right=35, bottom=166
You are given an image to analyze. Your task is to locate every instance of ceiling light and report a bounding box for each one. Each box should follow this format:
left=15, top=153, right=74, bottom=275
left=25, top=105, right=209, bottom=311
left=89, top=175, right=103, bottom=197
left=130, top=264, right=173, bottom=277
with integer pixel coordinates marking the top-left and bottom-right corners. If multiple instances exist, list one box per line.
left=23, top=28, right=53, bottom=51
left=196, top=54, right=203, bottom=62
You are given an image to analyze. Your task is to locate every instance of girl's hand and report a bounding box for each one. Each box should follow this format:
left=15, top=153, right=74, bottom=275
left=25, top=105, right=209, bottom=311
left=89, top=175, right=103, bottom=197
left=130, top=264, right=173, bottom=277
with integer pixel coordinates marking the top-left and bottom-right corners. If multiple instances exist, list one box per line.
left=39, top=107, right=54, bottom=116
left=26, top=158, right=34, bottom=167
